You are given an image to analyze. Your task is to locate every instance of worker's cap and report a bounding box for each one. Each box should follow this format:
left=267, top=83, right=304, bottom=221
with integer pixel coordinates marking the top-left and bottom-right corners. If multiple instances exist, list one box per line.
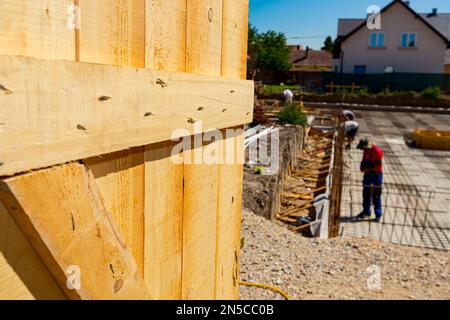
left=356, top=138, right=370, bottom=150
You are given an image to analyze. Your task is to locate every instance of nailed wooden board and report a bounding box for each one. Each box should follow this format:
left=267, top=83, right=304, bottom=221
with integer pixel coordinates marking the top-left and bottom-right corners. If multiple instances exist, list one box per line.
left=0, top=163, right=151, bottom=299
left=77, top=0, right=146, bottom=67
left=145, top=0, right=187, bottom=71
left=0, top=0, right=75, bottom=60
left=84, top=148, right=145, bottom=277
left=221, top=0, right=249, bottom=80
left=186, top=0, right=223, bottom=76
left=144, top=142, right=183, bottom=299
left=143, top=0, right=186, bottom=300
left=214, top=128, right=244, bottom=300
left=0, top=55, right=253, bottom=177
left=182, top=139, right=219, bottom=300
left=0, top=201, right=66, bottom=300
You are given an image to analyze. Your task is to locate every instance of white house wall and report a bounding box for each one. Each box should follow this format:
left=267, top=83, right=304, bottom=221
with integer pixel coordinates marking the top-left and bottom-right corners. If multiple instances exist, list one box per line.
left=341, top=2, right=447, bottom=74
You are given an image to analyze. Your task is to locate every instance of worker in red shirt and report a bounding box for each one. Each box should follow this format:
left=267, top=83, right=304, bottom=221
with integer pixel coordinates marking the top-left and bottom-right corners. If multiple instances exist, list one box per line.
left=356, top=138, right=383, bottom=222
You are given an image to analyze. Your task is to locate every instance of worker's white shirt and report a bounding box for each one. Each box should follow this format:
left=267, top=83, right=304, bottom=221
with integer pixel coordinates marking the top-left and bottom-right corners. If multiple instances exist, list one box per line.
left=283, top=89, right=294, bottom=103
left=344, top=120, right=359, bottom=132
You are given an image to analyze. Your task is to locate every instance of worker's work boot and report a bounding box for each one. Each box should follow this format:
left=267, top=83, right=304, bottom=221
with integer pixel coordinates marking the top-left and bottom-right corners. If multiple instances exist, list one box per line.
left=373, top=216, right=382, bottom=223
left=355, top=212, right=371, bottom=220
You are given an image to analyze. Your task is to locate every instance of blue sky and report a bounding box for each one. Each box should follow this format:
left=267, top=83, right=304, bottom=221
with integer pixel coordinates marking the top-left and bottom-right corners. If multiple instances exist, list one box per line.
left=249, top=0, right=450, bottom=49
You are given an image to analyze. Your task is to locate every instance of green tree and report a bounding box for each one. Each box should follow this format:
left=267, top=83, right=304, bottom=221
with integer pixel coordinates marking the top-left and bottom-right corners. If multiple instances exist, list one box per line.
left=322, top=36, right=334, bottom=52
left=255, top=31, right=291, bottom=72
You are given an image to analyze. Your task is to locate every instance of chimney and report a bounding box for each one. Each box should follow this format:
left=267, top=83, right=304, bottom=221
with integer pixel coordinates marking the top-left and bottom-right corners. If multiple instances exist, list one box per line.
left=428, top=8, right=438, bottom=17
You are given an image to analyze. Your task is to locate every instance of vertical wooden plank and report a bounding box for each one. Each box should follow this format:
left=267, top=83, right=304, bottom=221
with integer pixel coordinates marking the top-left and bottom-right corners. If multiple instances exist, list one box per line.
left=144, top=142, right=184, bottom=299
left=0, top=0, right=74, bottom=299
left=0, top=0, right=75, bottom=60
left=143, top=0, right=186, bottom=300
left=182, top=0, right=223, bottom=300
left=78, top=0, right=146, bottom=67
left=84, top=148, right=145, bottom=277
left=221, top=0, right=249, bottom=80
left=182, top=136, right=219, bottom=300
left=0, top=163, right=151, bottom=300
left=186, top=0, right=223, bottom=76
left=216, top=0, right=249, bottom=299
left=79, top=0, right=147, bottom=278
left=0, top=202, right=66, bottom=300
left=145, top=0, right=187, bottom=71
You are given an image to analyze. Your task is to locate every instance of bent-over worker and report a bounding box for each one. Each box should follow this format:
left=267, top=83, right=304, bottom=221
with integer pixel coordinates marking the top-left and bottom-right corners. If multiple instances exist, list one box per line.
left=344, top=120, right=360, bottom=149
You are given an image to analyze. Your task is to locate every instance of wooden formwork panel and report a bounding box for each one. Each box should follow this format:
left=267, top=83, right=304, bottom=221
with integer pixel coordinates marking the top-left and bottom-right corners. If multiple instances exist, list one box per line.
left=0, top=0, right=251, bottom=300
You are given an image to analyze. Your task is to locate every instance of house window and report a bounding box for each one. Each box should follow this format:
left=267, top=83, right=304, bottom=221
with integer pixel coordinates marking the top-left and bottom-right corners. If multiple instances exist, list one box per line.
left=401, top=33, right=417, bottom=47
left=370, top=32, right=385, bottom=47
left=384, top=66, right=395, bottom=73
left=354, top=65, right=367, bottom=74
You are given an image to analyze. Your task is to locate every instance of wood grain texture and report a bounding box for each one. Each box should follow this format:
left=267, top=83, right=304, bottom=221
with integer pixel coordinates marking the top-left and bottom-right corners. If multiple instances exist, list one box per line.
left=144, top=142, right=183, bottom=299
left=215, top=0, right=249, bottom=300
left=0, top=201, right=66, bottom=300
left=214, top=128, right=244, bottom=300
left=0, top=55, right=253, bottom=177
left=186, top=0, right=223, bottom=76
left=182, top=0, right=224, bottom=300
left=84, top=148, right=145, bottom=277
left=145, top=0, right=187, bottom=71
left=221, top=0, right=249, bottom=80
left=77, top=0, right=146, bottom=67
left=0, top=0, right=75, bottom=60
left=182, top=137, right=219, bottom=300
left=0, top=163, right=151, bottom=299
left=143, top=0, right=186, bottom=300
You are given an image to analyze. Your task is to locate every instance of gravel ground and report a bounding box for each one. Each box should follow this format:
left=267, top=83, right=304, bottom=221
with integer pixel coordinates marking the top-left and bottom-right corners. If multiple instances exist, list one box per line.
left=239, top=210, right=450, bottom=300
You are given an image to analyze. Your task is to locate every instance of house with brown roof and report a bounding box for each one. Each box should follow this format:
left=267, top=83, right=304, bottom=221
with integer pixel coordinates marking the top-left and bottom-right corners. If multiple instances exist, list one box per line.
left=334, top=0, right=450, bottom=74
left=288, top=45, right=332, bottom=72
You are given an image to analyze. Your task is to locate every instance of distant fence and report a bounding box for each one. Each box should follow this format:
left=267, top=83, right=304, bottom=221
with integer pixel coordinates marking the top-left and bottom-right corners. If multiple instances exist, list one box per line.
left=256, top=71, right=450, bottom=93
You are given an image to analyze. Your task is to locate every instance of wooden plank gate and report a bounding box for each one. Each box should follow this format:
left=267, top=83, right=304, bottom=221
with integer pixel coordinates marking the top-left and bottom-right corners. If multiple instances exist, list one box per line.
left=0, top=0, right=252, bottom=300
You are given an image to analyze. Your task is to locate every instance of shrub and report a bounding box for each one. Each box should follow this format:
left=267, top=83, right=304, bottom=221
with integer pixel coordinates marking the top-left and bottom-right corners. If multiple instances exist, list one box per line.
left=277, top=103, right=307, bottom=126
left=421, top=86, right=441, bottom=100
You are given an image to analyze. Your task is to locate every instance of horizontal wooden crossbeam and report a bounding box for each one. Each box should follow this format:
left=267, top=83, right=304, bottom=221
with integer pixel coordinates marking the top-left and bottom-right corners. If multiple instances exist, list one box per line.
left=0, top=55, right=254, bottom=177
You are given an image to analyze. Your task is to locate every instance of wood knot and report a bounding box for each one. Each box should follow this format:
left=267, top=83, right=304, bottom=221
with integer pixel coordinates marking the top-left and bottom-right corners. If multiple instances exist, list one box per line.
left=222, top=108, right=228, bottom=113
left=113, top=279, right=123, bottom=293
left=98, top=95, right=111, bottom=102
left=156, top=78, right=168, bottom=88
left=208, top=8, right=214, bottom=22
left=187, top=117, right=197, bottom=124
left=197, top=107, right=204, bottom=111
left=0, top=84, right=13, bottom=95
left=144, top=111, right=155, bottom=117
left=77, top=124, right=87, bottom=131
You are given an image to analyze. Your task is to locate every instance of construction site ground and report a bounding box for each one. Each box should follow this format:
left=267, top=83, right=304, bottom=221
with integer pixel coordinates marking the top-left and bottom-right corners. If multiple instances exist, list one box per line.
left=240, top=110, right=449, bottom=300
left=341, top=111, right=450, bottom=251
left=240, top=210, right=449, bottom=300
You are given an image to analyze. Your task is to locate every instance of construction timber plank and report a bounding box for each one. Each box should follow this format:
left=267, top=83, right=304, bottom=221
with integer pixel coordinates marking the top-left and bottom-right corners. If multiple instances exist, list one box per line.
left=84, top=149, right=145, bottom=277
left=145, top=0, right=187, bottom=71
left=0, top=55, right=253, bottom=177
left=181, top=0, right=223, bottom=300
left=77, top=0, right=146, bottom=67
left=0, top=163, right=151, bottom=299
left=144, top=142, right=184, bottom=299
left=221, top=0, right=249, bottom=80
left=214, top=129, right=245, bottom=300
left=0, top=0, right=75, bottom=60
left=182, top=137, right=219, bottom=300
left=186, top=0, right=223, bottom=76
left=79, top=1, right=147, bottom=281
left=0, top=202, right=66, bottom=300
left=215, top=0, right=249, bottom=300
left=143, top=0, right=186, bottom=300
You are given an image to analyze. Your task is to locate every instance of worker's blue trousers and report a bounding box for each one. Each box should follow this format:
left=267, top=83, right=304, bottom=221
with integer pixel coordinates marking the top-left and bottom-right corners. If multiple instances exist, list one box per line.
left=362, top=173, right=383, bottom=217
